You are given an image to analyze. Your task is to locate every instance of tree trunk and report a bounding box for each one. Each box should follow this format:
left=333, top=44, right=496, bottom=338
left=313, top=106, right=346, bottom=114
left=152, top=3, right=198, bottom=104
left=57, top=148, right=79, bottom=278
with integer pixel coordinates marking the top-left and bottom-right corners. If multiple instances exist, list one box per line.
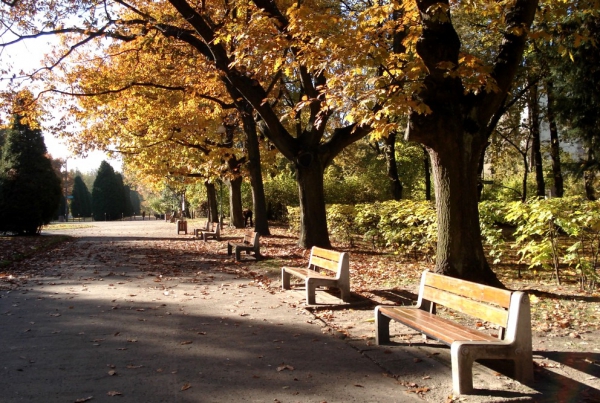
left=296, top=153, right=331, bottom=248
left=423, top=146, right=432, bottom=201
left=521, top=153, right=529, bottom=202
left=584, top=148, right=597, bottom=201
left=241, top=112, right=270, bottom=235
left=546, top=80, right=564, bottom=197
left=529, top=83, right=545, bottom=197
left=205, top=181, right=219, bottom=223
left=425, top=137, right=502, bottom=286
left=384, top=131, right=403, bottom=200
left=227, top=176, right=244, bottom=227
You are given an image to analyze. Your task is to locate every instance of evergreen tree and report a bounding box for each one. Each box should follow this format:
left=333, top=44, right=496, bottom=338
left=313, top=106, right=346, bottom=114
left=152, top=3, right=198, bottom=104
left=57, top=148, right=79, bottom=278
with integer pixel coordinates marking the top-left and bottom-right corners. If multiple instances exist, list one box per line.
left=71, top=176, right=92, bottom=218
left=130, top=189, right=142, bottom=215
left=115, top=173, right=132, bottom=218
left=91, top=161, right=121, bottom=221
left=0, top=102, right=62, bottom=235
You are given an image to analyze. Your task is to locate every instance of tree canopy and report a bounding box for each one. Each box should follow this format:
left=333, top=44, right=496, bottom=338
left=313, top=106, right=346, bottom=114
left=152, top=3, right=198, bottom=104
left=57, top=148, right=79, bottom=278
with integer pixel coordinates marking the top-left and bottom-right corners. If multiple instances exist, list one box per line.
left=3, top=0, right=599, bottom=283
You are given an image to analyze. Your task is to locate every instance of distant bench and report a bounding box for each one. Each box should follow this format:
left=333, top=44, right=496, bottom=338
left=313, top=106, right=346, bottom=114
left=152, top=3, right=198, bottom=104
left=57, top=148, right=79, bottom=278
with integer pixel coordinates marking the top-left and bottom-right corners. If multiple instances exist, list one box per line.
left=281, top=246, right=350, bottom=304
left=375, top=270, right=533, bottom=395
left=195, top=221, right=220, bottom=241
left=227, top=231, right=260, bottom=261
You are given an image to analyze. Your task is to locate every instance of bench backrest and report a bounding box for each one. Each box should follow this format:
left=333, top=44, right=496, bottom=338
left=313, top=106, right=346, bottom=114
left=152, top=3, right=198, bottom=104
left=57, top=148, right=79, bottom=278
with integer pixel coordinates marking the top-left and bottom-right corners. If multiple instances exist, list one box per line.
left=308, top=247, right=349, bottom=280
left=243, top=231, right=259, bottom=247
left=206, top=221, right=220, bottom=233
left=418, top=270, right=513, bottom=331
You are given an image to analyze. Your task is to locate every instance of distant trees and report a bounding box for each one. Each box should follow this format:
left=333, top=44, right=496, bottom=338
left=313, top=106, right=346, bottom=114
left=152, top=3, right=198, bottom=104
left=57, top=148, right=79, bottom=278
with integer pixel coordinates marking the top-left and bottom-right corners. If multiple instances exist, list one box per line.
left=70, top=176, right=92, bottom=218
left=92, top=161, right=132, bottom=221
left=0, top=100, right=62, bottom=235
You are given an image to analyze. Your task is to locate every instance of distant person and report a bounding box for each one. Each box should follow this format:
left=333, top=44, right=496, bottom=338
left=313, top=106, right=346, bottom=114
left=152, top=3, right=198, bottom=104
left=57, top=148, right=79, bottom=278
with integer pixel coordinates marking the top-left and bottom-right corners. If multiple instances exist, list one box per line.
left=243, top=209, right=253, bottom=227
left=142, top=211, right=146, bottom=221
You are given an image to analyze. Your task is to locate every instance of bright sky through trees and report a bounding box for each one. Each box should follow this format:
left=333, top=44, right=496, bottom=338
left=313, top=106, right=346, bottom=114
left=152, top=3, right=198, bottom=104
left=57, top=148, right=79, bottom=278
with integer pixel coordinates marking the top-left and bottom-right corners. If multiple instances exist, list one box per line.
left=0, top=35, right=121, bottom=173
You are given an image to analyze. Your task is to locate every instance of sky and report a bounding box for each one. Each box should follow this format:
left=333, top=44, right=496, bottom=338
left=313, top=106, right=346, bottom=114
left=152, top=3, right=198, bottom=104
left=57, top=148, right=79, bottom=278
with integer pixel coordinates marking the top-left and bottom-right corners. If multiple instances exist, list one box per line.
left=1, top=33, right=122, bottom=173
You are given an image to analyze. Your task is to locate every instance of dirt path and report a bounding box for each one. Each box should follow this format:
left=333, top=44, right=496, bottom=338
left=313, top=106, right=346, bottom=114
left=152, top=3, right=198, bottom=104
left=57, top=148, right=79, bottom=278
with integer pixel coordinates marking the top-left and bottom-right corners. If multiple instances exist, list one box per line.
left=1, top=220, right=599, bottom=402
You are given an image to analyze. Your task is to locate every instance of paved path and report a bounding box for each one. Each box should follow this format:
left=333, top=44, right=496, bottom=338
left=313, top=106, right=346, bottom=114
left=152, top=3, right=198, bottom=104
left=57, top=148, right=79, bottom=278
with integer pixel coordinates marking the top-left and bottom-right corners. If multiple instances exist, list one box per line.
left=1, top=221, right=425, bottom=402
left=2, top=220, right=583, bottom=402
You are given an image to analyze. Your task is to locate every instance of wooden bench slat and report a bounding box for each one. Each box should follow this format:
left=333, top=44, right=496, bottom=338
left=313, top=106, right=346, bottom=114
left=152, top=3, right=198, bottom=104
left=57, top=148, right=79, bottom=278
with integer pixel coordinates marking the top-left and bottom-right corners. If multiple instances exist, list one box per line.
left=309, top=255, right=340, bottom=273
left=282, top=267, right=336, bottom=280
left=426, top=272, right=512, bottom=308
left=311, top=247, right=343, bottom=261
left=422, top=286, right=509, bottom=328
left=379, top=307, right=498, bottom=345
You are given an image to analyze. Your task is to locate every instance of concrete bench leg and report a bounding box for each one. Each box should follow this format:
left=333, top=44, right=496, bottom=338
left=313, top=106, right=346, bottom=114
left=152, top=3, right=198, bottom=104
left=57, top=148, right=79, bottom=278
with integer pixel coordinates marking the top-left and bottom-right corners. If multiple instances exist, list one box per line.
left=339, top=287, right=351, bottom=302
left=374, top=306, right=391, bottom=345
left=227, top=243, right=233, bottom=256
left=306, top=280, right=317, bottom=305
left=281, top=269, right=291, bottom=290
left=235, top=248, right=241, bottom=261
left=451, top=344, right=475, bottom=395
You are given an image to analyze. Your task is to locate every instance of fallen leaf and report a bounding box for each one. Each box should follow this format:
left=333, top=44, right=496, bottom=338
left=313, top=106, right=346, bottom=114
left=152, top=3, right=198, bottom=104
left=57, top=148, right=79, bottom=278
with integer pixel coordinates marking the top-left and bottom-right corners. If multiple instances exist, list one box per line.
left=74, top=397, right=93, bottom=403
left=181, top=383, right=191, bottom=391
left=107, top=370, right=117, bottom=376
left=277, top=364, right=294, bottom=372
left=107, top=391, right=122, bottom=396
left=180, top=341, right=193, bottom=345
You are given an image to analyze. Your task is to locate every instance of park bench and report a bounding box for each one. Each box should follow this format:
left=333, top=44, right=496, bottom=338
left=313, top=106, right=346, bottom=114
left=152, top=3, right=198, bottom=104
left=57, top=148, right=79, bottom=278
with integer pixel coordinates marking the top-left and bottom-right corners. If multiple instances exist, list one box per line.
left=201, top=221, right=220, bottom=241
left=193, top=220, right=210, bottom=238
left=374, top=270, right=533, bottom=395
left=227, top=231, right=260, bottom=261
left=176, top=220, right=187, bottom=235
left=281, top=246, right=350, bottom=304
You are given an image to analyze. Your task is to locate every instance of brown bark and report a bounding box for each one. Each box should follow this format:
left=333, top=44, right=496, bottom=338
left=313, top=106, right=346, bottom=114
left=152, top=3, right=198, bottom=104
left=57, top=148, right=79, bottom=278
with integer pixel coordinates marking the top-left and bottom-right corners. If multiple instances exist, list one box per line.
left=296, top=151, right=331, bottom=248
left=423, top=146, right=432, bottom=201
left=240, top=110, right=270, bottom=235
left=529, top=83, right=545, bottom=197
left=545, top=80, right=564, bottom=197
left=384, top=132, right=403, bottom=200
left=205, top=181, right=219, bottom=223
left=227, top=176, right=244, bottom=228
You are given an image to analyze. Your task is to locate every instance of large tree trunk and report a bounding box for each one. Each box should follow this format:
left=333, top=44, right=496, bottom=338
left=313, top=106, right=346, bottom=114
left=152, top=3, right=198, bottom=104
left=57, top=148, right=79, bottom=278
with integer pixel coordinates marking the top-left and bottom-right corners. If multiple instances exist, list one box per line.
left=384, top=132, right=403, bottom=200
left=424, top=136, right=502, bottom=286
left=227, top=176, right=244, bottom=227
left=296, top=153, right=331, bottom=248
left=529, top=83, right=545, bottom=197
left=241, top=112, right=270, bottom=235
left=546, top=80, right=564, bottom=197
left=205, top=181, right=219, bottom=223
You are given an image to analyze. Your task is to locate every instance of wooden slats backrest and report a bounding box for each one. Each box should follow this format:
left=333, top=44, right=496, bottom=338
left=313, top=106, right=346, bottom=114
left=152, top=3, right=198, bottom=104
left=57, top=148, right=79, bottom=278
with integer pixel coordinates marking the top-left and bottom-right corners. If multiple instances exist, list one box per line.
left=422, top=287, right=509, bottom=328
left=309, top=247, right=343, bottom=273
left=423, top=272, right=512, bottom=328
left=425, top=272, right=512, bottom=307
left=243, top=232, right=254, bottom=244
